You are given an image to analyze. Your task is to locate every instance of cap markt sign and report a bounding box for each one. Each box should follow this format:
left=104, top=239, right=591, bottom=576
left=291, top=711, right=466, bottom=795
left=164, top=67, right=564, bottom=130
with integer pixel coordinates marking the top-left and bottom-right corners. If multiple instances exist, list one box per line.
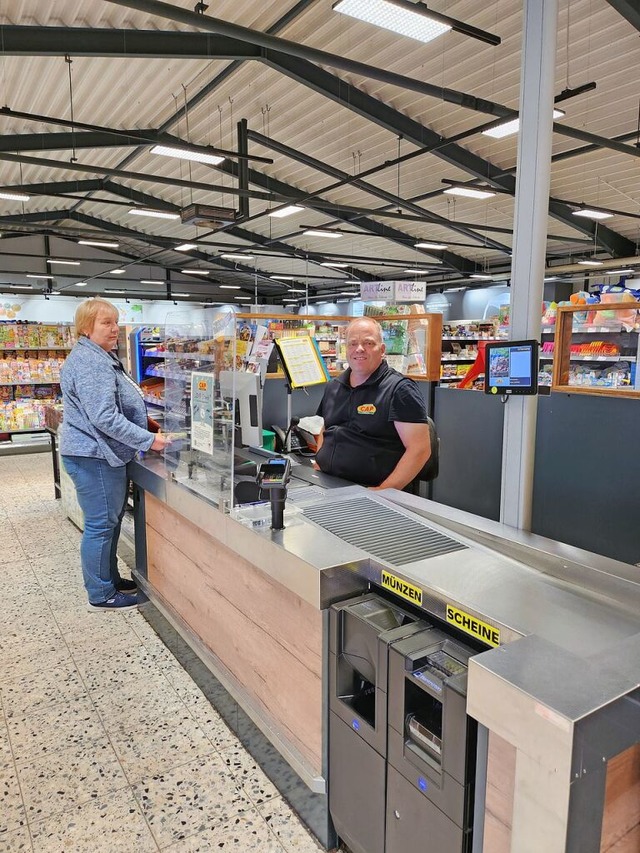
left=360, top=281, right=427, bottom=302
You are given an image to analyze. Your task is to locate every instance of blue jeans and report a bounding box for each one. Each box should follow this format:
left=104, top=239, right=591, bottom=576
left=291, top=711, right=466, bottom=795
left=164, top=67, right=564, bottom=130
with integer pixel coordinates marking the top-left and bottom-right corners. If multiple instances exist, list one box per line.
left=62, top=455, right=129, bottom=604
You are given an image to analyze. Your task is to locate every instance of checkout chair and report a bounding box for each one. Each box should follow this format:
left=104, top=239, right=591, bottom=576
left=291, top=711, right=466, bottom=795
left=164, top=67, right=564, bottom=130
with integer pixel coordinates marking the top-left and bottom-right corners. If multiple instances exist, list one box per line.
left=404, top=416, right=439, bottom=497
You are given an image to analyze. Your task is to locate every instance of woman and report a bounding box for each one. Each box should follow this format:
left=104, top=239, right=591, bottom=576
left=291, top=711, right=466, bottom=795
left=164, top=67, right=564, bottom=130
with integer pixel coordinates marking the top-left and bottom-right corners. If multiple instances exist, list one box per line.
left=60, top=297, right=169, bottom=611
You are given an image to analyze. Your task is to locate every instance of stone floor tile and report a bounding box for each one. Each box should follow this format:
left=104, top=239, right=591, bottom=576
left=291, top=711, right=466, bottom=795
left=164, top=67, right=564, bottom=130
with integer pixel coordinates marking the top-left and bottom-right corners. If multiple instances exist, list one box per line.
left=132, top=754, right=252, bottom=849
left=0, top=765, right=27, bottom=836
left=1, top=663, right=86, bottom=718
left=6, top=696, right=105, bottom=762
left=0, top=823, right=32, bottom=852
left=162, top=810, right=285, bottom=852
left=258, top=797, right=325, bottom=852
left=221, top=744, right=280, bottom=807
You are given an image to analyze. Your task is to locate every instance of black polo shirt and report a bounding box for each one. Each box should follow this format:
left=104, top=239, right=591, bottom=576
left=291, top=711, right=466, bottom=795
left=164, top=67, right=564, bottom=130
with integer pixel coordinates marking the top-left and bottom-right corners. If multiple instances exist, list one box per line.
left=316, top=361, right=428, bottom=486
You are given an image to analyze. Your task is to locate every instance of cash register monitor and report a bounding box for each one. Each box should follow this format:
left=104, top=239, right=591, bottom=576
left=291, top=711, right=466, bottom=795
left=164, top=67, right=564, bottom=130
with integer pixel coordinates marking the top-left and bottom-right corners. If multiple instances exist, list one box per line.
left=484, top=339, right=539, bottom=396
left=219, top=370, right=263, bottom=447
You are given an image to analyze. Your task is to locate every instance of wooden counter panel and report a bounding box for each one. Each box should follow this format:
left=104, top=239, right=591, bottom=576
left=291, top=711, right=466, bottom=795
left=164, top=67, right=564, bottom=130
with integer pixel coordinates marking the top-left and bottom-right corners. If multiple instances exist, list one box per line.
left=482, top=731, right=516, bottom=853
left=145, top=494, right=323, bottom=772
left=601, top=744, right=640, bottom=852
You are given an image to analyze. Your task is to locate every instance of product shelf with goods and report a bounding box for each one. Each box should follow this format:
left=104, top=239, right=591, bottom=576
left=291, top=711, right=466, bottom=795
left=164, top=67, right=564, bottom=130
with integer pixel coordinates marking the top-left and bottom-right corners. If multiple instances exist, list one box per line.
left=0, top=322, right=74, bottom=433
left=551, top=303, right=640, bottom=397
left=439, top=319, right=506, bottom=390
left=235, top=309, right=442, bottom=382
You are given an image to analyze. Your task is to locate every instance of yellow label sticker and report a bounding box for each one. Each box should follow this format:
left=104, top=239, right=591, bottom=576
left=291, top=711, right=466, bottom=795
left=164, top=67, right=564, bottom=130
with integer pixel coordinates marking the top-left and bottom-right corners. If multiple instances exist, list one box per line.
left=357, top=404, right=377, bottom=414
left=491, top=386, right=498, bottom=395
left=446, top=605, right=500, bottom=647
left=380, top=571, right=422, bottom=606
left=197, top=380, right=208, bottom=390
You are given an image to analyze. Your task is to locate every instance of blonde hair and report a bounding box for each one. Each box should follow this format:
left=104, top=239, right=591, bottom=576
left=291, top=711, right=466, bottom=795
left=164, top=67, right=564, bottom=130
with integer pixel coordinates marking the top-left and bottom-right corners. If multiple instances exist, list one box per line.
left=75, top=297, right=119, bottom=337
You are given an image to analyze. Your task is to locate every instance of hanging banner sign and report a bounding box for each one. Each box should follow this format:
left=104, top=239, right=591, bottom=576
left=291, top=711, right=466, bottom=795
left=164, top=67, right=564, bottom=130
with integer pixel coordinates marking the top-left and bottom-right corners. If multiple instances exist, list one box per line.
left=360, top=281, right=427, bottom=302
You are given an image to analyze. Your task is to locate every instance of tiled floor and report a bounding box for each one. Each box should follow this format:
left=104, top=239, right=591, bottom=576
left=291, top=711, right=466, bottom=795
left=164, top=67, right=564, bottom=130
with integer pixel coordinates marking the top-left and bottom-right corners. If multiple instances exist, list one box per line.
left=0, top=452, right=326, bottom=853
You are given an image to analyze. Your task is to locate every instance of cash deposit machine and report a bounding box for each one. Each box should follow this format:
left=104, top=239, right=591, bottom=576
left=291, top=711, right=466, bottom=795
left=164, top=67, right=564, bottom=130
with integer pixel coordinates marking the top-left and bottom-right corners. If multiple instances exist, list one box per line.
left=329, top=593, right=477, bottom=853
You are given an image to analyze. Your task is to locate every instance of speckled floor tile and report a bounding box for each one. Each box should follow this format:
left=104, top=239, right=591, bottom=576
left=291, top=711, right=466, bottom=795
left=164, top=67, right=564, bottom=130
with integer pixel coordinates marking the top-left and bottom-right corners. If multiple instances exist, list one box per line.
left=7, top=696, right=105, bottom=761
left=0, top=823, right=32, bottom=852
left=61, top=619, right=142, bottom=657
left=92, top=683, right=186, bottom=727
left=183, top=696, right=242, bottom=752
left=258, top=797, right=325, bottom=852
left=18, top=534, right=77, bottom=560
left=1, top=664, right=86, bottom=718
left=73, top=644, right=175, bottom=692
left=221, top=745, right=280, bottom=807
left=0, top=643, right=72, bottom=682
left=132, top=753, right=252, bottom=849
left=0, top=765, right=27, bottom=836
left=0, top=560, right=35, bottom=580
left=29, top=788, right=158, bottom=853
left=17, top=738, right=130, bottom=824
left=163, top=810, right=286, bottom=852
left=109, top=711, right=216, bottom=783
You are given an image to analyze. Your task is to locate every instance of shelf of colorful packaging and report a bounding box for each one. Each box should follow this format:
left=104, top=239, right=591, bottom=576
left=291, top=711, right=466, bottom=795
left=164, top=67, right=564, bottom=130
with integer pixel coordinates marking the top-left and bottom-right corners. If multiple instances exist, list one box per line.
left=0, top=380, right=61, bottom=386
left=0, top=346, right=71, bottom=352
left=441, top=355, right=477, bottom=362
left=540, top=354, right=635, bottom=362
left=146, top=350, right=216, bottom=361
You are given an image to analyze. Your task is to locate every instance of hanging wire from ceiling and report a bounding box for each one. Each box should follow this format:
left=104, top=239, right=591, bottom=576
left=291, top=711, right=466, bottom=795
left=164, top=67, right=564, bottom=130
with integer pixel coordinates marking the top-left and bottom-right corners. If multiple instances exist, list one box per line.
left=64, top=55, right=77, bottom=163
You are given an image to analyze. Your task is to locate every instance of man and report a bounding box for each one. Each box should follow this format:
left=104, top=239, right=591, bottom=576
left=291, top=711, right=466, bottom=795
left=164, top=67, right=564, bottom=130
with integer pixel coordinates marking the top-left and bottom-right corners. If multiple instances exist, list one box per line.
left=315, top=317, right=432, bottom=490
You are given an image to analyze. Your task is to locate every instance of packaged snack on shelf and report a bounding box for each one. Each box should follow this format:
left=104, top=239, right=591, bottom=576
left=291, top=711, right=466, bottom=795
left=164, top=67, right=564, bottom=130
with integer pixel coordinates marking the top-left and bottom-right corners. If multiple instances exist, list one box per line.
left=14, top=384, right=35, bottom=399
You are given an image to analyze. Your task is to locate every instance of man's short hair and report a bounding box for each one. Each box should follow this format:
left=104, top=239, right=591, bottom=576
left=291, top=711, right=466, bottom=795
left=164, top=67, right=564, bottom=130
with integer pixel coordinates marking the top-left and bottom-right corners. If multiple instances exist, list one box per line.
left=75, top=297, right=119, bottom=337
left=345, top=317, right=383, bottom=344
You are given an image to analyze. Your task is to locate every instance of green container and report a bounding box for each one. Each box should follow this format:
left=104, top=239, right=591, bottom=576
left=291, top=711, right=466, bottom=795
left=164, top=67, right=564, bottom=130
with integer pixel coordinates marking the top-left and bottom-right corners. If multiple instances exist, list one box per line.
left=262, top=429, right=276, bottom=452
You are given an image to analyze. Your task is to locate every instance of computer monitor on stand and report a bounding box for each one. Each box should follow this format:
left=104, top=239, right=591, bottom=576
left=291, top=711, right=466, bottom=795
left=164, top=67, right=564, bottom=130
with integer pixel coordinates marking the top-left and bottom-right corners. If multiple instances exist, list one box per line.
left=219, top=370, right=263, bottom=448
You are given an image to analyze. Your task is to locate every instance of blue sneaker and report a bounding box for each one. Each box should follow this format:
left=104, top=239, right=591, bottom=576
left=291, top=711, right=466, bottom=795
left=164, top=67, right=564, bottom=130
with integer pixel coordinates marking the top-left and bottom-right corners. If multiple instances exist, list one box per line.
left=115, top=578, right=137, bottom=593
left=88, top=591, right=138, bottom=612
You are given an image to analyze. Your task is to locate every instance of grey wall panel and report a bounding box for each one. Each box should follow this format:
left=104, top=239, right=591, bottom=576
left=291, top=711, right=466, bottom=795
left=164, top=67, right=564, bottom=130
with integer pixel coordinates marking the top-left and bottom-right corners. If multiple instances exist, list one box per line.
left=431, top=388, right=504, bottom=520
left=262, top=377, right=326, bottom=432
left=533, top=393, right=640, bottom=565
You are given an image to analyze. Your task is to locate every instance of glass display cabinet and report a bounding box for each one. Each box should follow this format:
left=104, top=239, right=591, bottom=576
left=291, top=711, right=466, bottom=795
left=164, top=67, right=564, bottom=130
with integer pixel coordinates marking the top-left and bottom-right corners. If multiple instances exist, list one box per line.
left=551, top=302, right=640, bottom=398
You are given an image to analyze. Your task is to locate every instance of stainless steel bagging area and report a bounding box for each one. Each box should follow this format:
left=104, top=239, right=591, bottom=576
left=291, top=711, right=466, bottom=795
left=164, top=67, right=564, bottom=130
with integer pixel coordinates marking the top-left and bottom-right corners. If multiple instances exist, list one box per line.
left=129, top=454, right=640, bottom=853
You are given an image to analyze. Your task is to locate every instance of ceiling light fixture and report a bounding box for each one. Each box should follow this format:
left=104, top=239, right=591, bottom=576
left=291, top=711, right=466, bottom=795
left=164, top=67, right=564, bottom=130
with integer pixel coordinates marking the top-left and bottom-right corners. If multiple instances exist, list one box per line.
left=333, top=0, right=500, bottom=45
left=220, top=285, right=242, bottom=290
left=321, top=262, right=349, bottom=268
left=175, top=243, right=198, bottom=251
left=415, top=242, right=448, bottom=250
left=0, top=191, right=30, bottom=202
left=572, top=208, right=614, bottom=221
left=270, top=275, right=298, bottom=281
left=403, top=269, right=431, bottom=275
left=110, top=268, right=126, bottom=274
left=139, top=280, right=162, bottom=285
left=482, top=109, right=565, bottom=139
left=74, top=282, right=88, bottom=287
left=470, top=274, right=493, bottom=280
left=150, top=144, right=225, bottom=166
left=577, top=260, right=604, bottom=267
left=220, top=253, right=255, bottom=261
left=78, top=240, right=120, bottom=248
left=104, top=288, right=126, bottom=294
left=173, top=292, right=191, bottom=297
left=443, top=186, right=496, bottom=200
left=607, top=269, right=635, bottom=275
left=287, top=288, right=307, bottom=293
left=128, top=208, right=180, bottom=220
left=47, top=259, right=80, bottom=266
left=181, top=269, right=210, bottom=276
left=49, top=290, right=61, bottom=295
left=303, top=229, right=342, bottom=239
left=9, top=284, right=33, bottom=290
left=268, top=205, right=305, bottom=218
left=282, top=298, right=300, bottom=303
left=26, top=274, right=54, bottom=279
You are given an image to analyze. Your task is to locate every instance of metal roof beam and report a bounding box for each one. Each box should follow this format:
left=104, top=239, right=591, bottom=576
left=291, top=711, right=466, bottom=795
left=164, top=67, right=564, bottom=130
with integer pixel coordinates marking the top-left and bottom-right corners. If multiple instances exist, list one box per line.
left=0, top=26, right=259, bottom=59
left=603, top=0, right=640, bottom=29
left=0, top=129, right=184, bottom=153
left=2, top=180, right=104, bottom=195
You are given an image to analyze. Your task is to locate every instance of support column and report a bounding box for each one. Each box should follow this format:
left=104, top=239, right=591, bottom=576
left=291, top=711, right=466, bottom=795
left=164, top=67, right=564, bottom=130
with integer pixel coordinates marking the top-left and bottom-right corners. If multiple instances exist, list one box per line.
left=500, top=0, right=559, bottom=529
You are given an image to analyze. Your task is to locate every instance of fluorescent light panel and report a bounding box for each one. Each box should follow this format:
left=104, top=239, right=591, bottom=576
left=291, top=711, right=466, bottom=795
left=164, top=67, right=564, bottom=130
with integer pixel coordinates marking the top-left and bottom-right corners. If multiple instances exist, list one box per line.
left=129, top=207, right=180, bottom=220
left=26, top=274, right=54, bottom=279
left=321, top=262, right=349, bottom=268
left=173, top=292, right=191, bottom=297
left=578, top=260, right=604, bottom=266
left=140, top=280, right=162, bottom=285
left=0, top=191, right=30, bottom=202
left=415, top=242, right=447, bottom=250
left=404, top=269, right=431, bottom=275
left=572, top=208, right=614, bottom=221
left=175, top=243, right=198, bottom=251
left=220, top=285, right=241, bottom=290
left=268, top=205, right=304, bottom=218
left=78, top=240, right=119, bottom=248
left=270, top=275, right=298, bottom=281
left=150, top=144, right=225, bottom=166
left=47, top=259, right=80, bottom=266
left=74, top=282, right=87, bottom=287
left=470, top=274, right=493, bottom=280
left=443, top=186, right=496, bottom=199
left=110, top=268, right=126, bottom=274
left=608, top=269, right=635, bottom=274
left=181, top=269, right=210, bottom=276
left=483, top=109, right=565, bottom=139
left=9, top=284, right=33, bottom=290
left=303, top=229, right=342, bottom=239
left=220, top=253, right=254, bottom=261
left=333, top=0, right=450, bottom=44
left=104, top=289, right=126, bottom=294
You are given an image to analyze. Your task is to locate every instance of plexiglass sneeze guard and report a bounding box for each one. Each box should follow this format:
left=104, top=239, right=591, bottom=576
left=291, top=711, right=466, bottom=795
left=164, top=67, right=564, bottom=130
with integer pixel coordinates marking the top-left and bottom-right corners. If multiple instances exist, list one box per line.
left=159, top=309, right=242, bottom=512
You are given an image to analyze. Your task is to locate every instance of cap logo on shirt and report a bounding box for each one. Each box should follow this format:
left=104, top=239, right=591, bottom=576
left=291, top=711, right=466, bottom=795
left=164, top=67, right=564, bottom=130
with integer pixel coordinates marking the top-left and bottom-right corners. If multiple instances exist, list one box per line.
left=357, top=404, right=377, bottom=414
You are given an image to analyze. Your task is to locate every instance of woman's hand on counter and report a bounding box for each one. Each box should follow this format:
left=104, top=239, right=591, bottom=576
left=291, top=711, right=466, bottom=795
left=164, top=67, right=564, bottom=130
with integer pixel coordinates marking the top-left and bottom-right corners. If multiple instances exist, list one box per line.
left=150, top=433, right=171, bottom=452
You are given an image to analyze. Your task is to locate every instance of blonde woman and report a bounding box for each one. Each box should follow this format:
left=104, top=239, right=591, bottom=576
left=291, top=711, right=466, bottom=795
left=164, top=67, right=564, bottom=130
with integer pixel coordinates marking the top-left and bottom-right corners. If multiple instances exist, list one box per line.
left=60, top=298, right=169, bottom=611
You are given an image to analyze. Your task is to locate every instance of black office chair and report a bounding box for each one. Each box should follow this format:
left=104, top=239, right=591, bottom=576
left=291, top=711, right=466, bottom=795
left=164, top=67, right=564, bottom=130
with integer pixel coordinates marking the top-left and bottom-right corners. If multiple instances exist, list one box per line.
left=404, top=416, right=439, bottom=496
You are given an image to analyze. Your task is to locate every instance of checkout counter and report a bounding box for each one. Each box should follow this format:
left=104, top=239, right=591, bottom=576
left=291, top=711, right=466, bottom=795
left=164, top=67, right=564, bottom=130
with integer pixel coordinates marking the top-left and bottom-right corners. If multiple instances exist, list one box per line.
left=128, top=442, right=640, bottom=853
left=122, top=319, right=640, bottom=853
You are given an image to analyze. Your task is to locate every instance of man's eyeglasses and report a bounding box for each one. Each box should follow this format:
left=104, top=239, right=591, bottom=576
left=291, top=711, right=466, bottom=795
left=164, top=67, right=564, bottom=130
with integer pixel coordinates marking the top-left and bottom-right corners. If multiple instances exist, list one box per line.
left=346, top=339, right=379, bottom=349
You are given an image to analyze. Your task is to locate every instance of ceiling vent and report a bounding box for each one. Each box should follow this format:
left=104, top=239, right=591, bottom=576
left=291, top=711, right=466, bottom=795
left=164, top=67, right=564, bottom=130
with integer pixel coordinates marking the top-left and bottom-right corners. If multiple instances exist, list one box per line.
left=180, top=204, right=237, bottom=228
